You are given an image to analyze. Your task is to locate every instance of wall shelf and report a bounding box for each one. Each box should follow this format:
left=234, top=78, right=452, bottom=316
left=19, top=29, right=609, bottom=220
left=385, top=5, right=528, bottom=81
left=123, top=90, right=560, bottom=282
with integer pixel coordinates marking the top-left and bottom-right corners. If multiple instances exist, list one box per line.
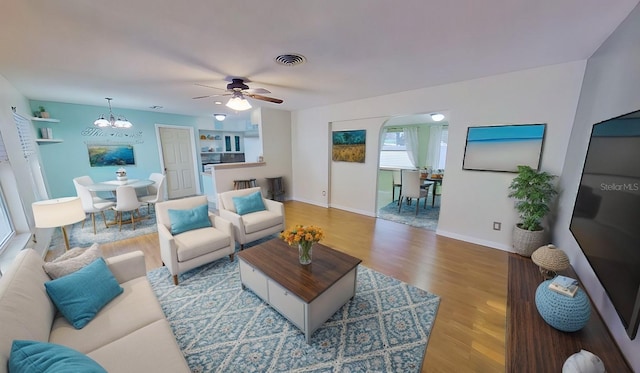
left=31, top=117, right=60, bottom=123
left=36, top=139, right=63, bottom=144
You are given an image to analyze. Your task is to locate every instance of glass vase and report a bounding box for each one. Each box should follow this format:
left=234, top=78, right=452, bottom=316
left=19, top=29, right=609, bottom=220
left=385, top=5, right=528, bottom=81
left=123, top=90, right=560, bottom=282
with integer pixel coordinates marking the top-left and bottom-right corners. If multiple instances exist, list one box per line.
left=298, top=241, right=313, bottom=265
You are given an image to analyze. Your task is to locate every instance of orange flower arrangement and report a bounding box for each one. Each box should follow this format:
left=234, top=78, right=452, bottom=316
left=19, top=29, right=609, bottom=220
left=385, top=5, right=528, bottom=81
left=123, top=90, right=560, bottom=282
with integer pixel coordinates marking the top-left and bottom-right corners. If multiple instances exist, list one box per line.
left=281, top=225, right=324, bottom=264
left=280, top=225, right=325, bottom=246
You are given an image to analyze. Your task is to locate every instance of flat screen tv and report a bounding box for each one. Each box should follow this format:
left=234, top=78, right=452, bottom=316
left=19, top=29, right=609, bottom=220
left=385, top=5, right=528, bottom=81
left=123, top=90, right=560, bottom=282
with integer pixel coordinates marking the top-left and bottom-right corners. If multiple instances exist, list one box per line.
left=570, top=110, right=640, bottom=340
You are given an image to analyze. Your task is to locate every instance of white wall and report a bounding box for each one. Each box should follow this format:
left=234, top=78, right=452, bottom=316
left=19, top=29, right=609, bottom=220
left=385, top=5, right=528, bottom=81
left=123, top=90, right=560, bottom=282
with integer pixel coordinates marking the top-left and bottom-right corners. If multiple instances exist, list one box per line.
left=292, top=61, right=585, bottom=250
left=553, top=3, right=640, bottom=369
left=213, top=108, right=292, bottom=199
left=330, top=117, right=388, bottom=216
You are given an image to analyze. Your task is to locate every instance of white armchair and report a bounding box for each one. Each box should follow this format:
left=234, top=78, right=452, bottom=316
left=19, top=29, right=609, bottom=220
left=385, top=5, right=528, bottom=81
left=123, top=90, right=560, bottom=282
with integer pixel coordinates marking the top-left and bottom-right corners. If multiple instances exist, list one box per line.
left=217, top=187, right=285, bottom=250
left=155, top=195, right=234, bottom=285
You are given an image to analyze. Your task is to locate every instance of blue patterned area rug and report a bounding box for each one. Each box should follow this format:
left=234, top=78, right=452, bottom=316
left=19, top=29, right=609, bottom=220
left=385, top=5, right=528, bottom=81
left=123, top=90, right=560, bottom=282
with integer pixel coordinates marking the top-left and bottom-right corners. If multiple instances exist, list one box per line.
left=377, top=200, right=440, bottom=231
left=48, top=209, right=157, bottom=251
left=148, top=259, right=440, bottom=372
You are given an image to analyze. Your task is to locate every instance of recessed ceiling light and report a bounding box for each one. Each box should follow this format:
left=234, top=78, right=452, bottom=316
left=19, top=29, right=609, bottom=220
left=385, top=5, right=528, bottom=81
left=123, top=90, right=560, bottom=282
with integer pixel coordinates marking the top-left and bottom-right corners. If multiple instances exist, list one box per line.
left=431, top=113, right=445, bottom=122
left=214, top=101, right=222, bottom=105
left=214, top=114, right=226, bottom=121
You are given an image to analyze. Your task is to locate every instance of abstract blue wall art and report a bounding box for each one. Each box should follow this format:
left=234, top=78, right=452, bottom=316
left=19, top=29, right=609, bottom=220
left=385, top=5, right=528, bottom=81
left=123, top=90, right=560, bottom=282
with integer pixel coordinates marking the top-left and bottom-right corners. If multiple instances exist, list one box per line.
left=462, top=124, right=546, bottom=172
left=87, top=144, right=136, bottom=167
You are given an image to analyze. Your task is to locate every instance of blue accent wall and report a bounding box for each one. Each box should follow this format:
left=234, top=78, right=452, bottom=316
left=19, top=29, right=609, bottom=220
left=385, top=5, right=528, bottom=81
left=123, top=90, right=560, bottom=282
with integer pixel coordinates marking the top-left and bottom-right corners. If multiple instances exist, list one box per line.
left=29, top=100, right=200, bottom=198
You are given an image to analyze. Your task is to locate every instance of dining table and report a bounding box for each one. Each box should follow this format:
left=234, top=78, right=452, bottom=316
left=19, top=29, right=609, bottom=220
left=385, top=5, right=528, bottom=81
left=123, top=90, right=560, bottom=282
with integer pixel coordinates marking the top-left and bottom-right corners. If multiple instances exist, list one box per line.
left=85, top=178, right=156, bottom=226
left=421, top=176, right=443, bottom=207
left=86, top=178, right=155, bottom=192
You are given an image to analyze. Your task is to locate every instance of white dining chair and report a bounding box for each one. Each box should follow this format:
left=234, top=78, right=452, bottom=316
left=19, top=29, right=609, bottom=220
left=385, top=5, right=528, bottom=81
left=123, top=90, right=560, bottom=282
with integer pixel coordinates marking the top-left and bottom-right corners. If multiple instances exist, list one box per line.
left=113, top=186, right=143, bottom=231
left=398, top=170, right=428, bottom=216
left=138, top=173, right=165, bottom=214
left=392, top=170, right=402, bottom=204
left=75, top=182, right=115, bottom=234
left=73, top=176, right=113, bottom=203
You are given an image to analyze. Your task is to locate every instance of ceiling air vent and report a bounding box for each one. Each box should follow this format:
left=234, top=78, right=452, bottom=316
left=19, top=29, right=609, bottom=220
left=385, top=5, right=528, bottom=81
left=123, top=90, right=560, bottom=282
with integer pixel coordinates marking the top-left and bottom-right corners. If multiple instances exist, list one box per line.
left=274, top=53, right=306, bottom=67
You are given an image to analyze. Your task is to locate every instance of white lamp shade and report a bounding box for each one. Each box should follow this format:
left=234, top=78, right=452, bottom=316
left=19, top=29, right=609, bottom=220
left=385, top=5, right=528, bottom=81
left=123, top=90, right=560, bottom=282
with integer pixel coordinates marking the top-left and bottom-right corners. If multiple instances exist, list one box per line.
left=226, top=96, right=252, bottom=111
left=94, top=117, right=110, bottom=127
left=32, top=197, right=85, bottom=228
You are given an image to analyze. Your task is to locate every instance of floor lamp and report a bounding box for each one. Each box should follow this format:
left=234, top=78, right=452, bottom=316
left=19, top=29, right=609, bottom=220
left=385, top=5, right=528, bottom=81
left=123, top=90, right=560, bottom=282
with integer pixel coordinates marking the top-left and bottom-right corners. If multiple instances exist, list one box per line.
left=32, top=197, right=86, bottom=251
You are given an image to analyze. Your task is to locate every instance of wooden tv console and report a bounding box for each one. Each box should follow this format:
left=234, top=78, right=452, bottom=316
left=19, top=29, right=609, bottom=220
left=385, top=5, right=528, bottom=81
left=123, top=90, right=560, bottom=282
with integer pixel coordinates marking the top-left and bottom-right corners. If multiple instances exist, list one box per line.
left=507, top=254, right=632, bottom=372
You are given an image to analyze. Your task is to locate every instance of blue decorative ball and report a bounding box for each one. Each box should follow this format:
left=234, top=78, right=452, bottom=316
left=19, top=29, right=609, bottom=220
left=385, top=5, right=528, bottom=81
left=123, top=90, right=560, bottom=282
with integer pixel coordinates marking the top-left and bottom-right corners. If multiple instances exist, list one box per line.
left=535, top=279, right=591, bottom=332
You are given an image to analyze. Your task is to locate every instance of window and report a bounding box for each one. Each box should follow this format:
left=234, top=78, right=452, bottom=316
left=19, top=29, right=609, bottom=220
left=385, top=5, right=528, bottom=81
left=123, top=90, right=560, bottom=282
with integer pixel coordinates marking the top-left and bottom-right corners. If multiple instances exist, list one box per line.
left=0, top=132, right=14, bottom=253
left=0, top=186, right=14, bottom=253
left=438, top=127, right=448, bottom=170
left=380, top=129, right=414, bottom=169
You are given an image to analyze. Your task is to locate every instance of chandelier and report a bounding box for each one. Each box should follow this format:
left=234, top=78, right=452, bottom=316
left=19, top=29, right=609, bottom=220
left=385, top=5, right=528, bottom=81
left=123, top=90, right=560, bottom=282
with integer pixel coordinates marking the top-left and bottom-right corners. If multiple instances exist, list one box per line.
left=94, top=98, right=133, bottom=128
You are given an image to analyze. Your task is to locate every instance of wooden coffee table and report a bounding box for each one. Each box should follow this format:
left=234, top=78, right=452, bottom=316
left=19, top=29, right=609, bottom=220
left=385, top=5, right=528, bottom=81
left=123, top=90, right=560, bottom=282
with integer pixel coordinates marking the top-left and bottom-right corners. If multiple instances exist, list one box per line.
left=237, top=239, right=361, bottom=343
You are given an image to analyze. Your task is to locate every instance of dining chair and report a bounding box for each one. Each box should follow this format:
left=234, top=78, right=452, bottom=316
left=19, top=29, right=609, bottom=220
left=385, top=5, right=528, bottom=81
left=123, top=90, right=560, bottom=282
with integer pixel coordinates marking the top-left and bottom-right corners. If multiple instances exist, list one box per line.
left=73, top=176, right=113, bottom=203
left=398, top=170, right=428, bottom=216
left=138, top=173, right=165, bottom=214
left=75, top=182, right=115, bottom=234
left=392, top=170, right=402, bottom=204
left=113, top=186, right=143, bottom=231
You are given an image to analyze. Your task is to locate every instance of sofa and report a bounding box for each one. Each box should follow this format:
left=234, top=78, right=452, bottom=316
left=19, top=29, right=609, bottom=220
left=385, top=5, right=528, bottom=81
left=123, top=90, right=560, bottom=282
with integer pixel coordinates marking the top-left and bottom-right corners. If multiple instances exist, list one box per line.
left=0, top=248, right=190, bottom=373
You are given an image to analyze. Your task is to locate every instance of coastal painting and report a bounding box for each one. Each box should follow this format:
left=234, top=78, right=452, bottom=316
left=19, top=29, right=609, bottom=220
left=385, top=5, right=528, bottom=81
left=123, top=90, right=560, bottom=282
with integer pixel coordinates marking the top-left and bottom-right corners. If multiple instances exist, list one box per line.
left=88, top=144, right=136, bottom=167
left=332, top=130, right=366, bottom=163
left=462, top=124, right=545, bottom=172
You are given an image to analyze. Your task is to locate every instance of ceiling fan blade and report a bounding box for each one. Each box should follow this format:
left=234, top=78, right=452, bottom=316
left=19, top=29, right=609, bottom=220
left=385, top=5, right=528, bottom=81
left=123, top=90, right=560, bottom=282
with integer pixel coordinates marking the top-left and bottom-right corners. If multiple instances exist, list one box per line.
left=247, top=94, right=283, bottom=104
left=194, top=83, right=227, bottom=91
left=245, top=88, right=271, bottom=94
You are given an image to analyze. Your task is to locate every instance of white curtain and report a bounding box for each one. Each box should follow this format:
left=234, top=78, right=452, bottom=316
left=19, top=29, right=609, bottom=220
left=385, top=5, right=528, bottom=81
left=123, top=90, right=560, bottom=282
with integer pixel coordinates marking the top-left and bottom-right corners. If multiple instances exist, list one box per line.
left=403, top=127, right=419, bottom=168
left=425, top=125, right=443, bottom=170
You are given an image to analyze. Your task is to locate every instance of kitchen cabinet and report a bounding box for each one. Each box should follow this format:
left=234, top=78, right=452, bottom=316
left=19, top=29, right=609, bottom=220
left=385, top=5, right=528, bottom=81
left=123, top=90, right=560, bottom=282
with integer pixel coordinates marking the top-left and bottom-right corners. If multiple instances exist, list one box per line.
left=199, top=130, right=243, bottom=153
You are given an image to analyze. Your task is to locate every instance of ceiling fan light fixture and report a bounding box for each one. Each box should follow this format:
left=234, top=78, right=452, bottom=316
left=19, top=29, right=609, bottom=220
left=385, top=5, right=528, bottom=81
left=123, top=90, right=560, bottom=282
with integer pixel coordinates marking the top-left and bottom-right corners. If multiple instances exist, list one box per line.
left=94, top=98, right=133, bottom=129
left=214, top=114, right=226, bottom=121
left=226, top=95, right=252, bottom=111
left=431, top=113, right=445, bottom=122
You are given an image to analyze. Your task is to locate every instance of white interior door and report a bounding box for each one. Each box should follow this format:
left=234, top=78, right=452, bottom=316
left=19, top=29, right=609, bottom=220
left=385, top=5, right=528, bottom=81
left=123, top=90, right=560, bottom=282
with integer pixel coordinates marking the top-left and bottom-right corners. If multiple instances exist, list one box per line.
left=157, top=125, right=199, bottom=199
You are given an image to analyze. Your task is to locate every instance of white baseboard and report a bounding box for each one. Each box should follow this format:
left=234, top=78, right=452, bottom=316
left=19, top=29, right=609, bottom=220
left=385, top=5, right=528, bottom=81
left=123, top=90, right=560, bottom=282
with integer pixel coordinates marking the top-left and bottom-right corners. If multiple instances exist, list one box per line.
left=328, top=204, right=376, bottom=218
left=436, top=229, right=514, bottom=253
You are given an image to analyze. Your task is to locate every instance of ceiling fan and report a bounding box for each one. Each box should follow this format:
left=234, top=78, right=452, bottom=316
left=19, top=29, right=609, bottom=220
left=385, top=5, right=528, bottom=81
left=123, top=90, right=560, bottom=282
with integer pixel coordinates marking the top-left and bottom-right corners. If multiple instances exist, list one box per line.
left=192, top=78, right=283, bottom=110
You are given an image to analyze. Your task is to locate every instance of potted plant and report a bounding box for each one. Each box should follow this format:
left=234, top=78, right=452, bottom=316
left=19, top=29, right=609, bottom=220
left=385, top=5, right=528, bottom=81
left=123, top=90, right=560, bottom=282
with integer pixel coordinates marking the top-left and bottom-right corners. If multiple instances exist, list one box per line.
left=38, top=106, right=50, bottom=118
left=508, top=165, right=558, bottom=257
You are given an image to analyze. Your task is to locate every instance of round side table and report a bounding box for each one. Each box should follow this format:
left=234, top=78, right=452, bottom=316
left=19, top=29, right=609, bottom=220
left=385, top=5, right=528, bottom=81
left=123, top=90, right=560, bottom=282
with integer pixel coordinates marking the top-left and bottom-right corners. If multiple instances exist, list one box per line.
left=535, top=279, right=591, bottom=332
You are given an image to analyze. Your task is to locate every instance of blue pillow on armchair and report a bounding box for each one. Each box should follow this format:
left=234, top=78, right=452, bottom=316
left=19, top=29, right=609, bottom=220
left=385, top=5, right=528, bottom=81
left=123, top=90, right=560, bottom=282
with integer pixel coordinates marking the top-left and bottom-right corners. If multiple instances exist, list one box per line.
left=168, top=204, right=212, bottom=235
left=232, top=191, right=266, bottom=215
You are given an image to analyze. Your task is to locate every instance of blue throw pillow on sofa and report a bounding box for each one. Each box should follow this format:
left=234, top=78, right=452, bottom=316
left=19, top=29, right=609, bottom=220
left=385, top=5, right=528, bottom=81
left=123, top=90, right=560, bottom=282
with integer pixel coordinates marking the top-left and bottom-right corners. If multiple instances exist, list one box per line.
left=9, top=340, right=107, bottom=373
left=45, top=257, right=123, bottom=329
left=232, top=191, right=266, bottom=215
left=168, top=204, right=212, bottom=235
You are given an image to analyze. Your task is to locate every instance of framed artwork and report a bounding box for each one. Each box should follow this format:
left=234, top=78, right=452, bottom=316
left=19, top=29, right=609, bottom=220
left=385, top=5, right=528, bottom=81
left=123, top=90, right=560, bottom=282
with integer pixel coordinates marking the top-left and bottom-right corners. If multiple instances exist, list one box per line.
left=87, top=144, right=135, bottom=167
left=332, top=130, right=366, bottom=163
left=462, top=124, right=546, bottom=172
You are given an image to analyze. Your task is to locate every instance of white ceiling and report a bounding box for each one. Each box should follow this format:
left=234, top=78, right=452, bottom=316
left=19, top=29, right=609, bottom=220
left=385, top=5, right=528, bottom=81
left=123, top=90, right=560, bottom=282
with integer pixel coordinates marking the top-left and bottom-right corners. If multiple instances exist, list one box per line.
left=1, top=0, right=638, bottom=120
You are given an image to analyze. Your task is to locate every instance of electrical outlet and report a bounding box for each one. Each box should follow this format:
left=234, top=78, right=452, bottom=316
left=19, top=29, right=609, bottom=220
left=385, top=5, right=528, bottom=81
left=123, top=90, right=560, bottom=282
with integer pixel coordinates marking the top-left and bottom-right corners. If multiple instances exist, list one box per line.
left=493, top=222, right=502, bottom=231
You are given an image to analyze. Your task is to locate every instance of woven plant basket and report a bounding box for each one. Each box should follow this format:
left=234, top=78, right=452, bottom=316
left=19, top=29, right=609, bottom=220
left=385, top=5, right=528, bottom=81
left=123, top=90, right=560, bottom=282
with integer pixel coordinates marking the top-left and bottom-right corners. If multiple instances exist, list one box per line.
left=512, top=224, right=547, bottom=257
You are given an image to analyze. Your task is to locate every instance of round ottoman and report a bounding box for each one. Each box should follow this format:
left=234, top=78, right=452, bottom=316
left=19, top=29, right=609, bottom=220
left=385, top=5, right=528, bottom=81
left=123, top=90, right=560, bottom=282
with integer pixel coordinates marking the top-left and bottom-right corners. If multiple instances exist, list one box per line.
left=535, top=279, right=591, bottom=332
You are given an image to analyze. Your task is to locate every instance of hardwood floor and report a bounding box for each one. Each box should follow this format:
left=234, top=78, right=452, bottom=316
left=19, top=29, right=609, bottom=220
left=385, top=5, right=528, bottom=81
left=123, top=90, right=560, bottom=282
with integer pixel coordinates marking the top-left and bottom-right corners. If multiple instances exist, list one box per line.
left=99, top=200, right=509, bottom=372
